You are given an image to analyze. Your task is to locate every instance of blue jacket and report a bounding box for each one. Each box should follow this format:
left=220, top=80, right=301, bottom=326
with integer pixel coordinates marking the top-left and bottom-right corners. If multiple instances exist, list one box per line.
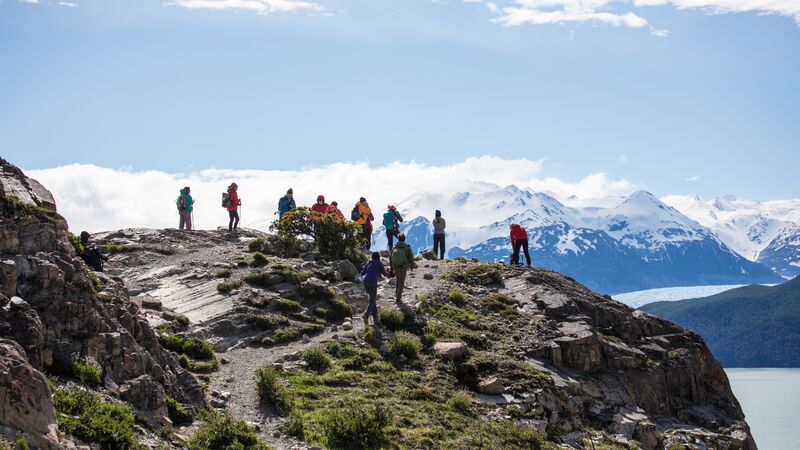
left=361, top=260, right=388, bottom=284
left=278, top=195, right=296, bottom=219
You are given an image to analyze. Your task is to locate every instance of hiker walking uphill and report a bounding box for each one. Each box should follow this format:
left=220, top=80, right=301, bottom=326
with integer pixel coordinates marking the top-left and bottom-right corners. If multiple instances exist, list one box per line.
left=353, top=197, right=374, bottom=251
left=432, top=210, right=446, bottom=259
left=383, top=205, right=404, bottom=251
left=390, top=233, right=416, bottom=304
left=510, top=223, right=532, bottom=267
left=177, top=187, right=194, bottom=230
left=79, top=231, right=108, bottom=272
left=360, top=252, right=389, bottom=326
left=225, top=183, right=241, bottom=232
left=278, top=189, right=296, bottom=220
left=311, top=195, right=329, bottom=214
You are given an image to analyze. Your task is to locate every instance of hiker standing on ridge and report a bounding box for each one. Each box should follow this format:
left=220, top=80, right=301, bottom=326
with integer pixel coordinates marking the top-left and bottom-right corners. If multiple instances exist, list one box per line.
left=311, top=195, right=329, bottom=214
left=360, top=252, right=388, bottom=326
left=326, top=201, right=344, bottom=219
left=177, top=186, right=194, bottom=231
left=79, top=231, right=108, bottom=272
left=353, top=197, right=374, bottom=251
left=432, top=210, right=446, bottom=259
left=510, top=223, right=531, bottom=267
left=226, top=183, right=241, bottom=232
left=390, top=233, right=416, bottom=304
left=278, top=189, right=296, bottom=220
left=383, top=205, right=404, bottom=251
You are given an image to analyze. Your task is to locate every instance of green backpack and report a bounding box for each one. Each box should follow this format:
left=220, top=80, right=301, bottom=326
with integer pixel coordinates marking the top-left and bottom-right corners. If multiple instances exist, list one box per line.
left=390, top=244, right=409, bottom=268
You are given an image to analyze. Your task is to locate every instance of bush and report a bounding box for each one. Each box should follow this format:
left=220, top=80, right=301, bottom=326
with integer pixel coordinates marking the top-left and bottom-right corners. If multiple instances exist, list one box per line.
left=190, top=358, right=219, bottom=373
left=107, top=244, right=123, bottom=254
left=271, top=207, right=365, bottom=260
left=387, top=331, right=422, bottom=360
left=448, top=391, right=473, bottom=416
left=282, top=412, right=305, bottom=439
left=216, top=279, right=241, bottom=294
left=158, top=333, right=214, bottom=360
left=448, top=288, right=468, bottom=307
left=421, top=331, right=437, bottom=349
left=166, top=396, right=193, bottom=426
left=482, top=292, right=517, bottom=314
left=444, top=262, right=503, bottom=286
left=187, top=413, right=272, bottom=450
left=326, top=297, right=352, bottom=321
left=243, top=271, right=273, bottom=287
left=247, top=238, right=265, bottom=253
left=320, top=401, right=392, bottom=450
left=250, top=252, right=268, bottom=268
left=52, top=385, right=140, bottom=450
left=215, top=269, right=233, bottom=279
left=86, top=270, right=103, bottom=293
left=301, top=347, right=332, bottom=373
left=378, top=308, right=404, bottom=330
left=67, top=231, right=84, bottom=255
left=246, top=315, right=276, bottom=330
left=255, top=367, right=294, bottom=415
left=70, top=354, right=101, bottom=386
left=275, top=299, right=302, bottom=313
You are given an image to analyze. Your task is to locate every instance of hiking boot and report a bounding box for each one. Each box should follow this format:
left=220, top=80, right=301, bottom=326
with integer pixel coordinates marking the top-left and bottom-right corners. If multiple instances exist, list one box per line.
left=362, top=314, right=369, bottom=326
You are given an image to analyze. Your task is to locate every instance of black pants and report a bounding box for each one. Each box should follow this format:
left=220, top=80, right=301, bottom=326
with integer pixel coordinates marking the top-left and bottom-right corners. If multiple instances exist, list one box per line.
left=228, top=210, right=240, bottom=231
left=512, top=239, right=531, bottom=266
left=433, top=234, right=445, bottom=259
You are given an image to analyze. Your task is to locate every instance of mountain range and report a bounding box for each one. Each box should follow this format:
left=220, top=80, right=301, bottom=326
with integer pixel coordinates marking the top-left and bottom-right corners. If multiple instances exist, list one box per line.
left=370, top=187, right=793, bottom=294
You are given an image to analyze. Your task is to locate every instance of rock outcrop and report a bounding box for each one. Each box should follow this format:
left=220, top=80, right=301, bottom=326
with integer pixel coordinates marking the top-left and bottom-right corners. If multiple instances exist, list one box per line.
left=0, top=158, right=203, bottom=445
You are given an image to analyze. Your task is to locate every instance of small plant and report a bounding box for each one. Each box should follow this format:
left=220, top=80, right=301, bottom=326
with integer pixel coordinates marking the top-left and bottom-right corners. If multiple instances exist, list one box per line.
left=70, top=354, right=101, bottom=386
left=247, top=238, right=265, bottom=253
left=246, top=314, right=276, bottom=330
left=106, top=244, right=123, bottom=254
left=320, top=401, right=392, bottom=450
left=158, top=333, right=215, bottom=360
left=378, top=308, right=404, bottom=330
left=86, top=270, right=103, bottom=293
left=482, top=292, right=517, bottom=314
left=190, top=358, right=219, bottom=373
left=215, top=269, right=233, bottom=279
left=448, top=391, right=473, bottom=416
left=447, top=288, right=468, bottom=307
left=67, top=231, right=84, bottom=255
left=178, top=354, right=190, bottom=369
left=326, top=297, right=352, bottom=321
left=243, top=271, right=273, bottom=287
left=275, top=299, right=302, bottom=313
left=387, top=331, right=421, bottom=360
left=443, top=262, right=503, bottom=286
left=52, top=385, right=140, bottom=450
left=166, top=396, right=194, bottom=426
left=282, top=412, right=305, bottom=439
left=250, top=252, right=268, bottom=268
left=301, top=346, right=332, bottom=373
left=187, top=413, right=272, bottom=450
left=216, top=279, right=241, bottom=294
left=421, top=331, right=437, bottom=348
left=255, top=367, right=293, bottom=415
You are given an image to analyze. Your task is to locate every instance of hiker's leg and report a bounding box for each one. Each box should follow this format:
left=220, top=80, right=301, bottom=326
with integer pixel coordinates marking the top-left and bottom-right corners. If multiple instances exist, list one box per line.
left=186, top=212, right=192, bottom=231
left=395, top=268, right=407, bottom=302
left=179, top=213, right=185, bottom=230
left=433, top=235, right=440, bottom=257
left=522, top=239, right=531, bottom=266
left=386, top=230, right=394, bottom=252
left=233, top=211, right=240, bottom=230
left=440, top=234, right=446, bottom=259
left=512, top=241, right=521, bottom=265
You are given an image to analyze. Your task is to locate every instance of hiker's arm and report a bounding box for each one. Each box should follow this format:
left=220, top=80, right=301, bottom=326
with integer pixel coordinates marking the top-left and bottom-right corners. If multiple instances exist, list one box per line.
left=396, top=212, right=403, bottom=223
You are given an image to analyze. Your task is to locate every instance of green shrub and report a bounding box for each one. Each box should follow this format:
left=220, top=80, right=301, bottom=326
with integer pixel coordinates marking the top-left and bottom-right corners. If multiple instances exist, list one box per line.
left=421, top=331, right=437, bottom=349
left=301, top=347, right=332, bottom=373
left=320, top=401, right=392, bottom=450
left=52, top=385, right=140, bottom=450
left=364, top=325, right=382, bottom=348
left=67, top=232, right=84, bottom=255
left=378, top=308, right=404, bottom=330
left=255, top=367, right=293, bottom=415
left=273, top=328, right=300, bottom=344
left=387, top=331, right=421, bottom=360
left=271, top=207, right=365, bottom=260
left=190, top=358, right=219, bottom=373
left=326, top=297, right=352, bottom=321
left=70, top=354, right=101, bottom=386
left=247, top=238, right=265, bottom=253
left=448, top=288, right=468, bottom=307
left=215, top=269, right=233, bottom=279
left=448, top=391, right=473, bottom=416
left=106, top=244, right=122, bottom=254
left=443, top=262, right=503, bottom=286
left=158, top=333, right=214, bottom=360
left=166, top=396, right=193, bottom=426
left=282, top=412, right=305, bottom=439
left=245, top=315, right=276, bottom=331
left=275, top=299, right=302, bottom=313
left=216, top=279, right=241, bottom=294
left=187, top=413, right=272, bottom=450
left=86, top=270, right=103, bottom=293
left=243, top=271, right=273, bottom=287
left=482, top=292, right=517, bottom=314
left=250, top=252, right=268, bottom=268
left=178, top=354, right=190, bottom=369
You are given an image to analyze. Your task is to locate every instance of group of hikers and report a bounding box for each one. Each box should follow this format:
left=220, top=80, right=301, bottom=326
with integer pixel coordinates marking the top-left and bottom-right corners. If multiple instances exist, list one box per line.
left=173, top=184, right=533, bottom=324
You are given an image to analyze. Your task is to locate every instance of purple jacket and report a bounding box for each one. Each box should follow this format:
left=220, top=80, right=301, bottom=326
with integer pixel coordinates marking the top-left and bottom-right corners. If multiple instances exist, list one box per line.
left=361, top=260, right=388, bottom=284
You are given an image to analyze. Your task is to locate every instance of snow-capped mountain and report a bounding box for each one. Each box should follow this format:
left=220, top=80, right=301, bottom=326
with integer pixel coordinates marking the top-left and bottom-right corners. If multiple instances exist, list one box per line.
left=663, top=194, right=800, bottom=278
left=372, top=187, right=785, bottom=294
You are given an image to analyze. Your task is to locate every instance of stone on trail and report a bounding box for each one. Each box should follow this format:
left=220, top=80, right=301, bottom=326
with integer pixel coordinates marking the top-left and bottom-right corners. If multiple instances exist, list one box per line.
left=433, top=342, right=467, bottom=359
left=478, top=376, right=505, bottom=395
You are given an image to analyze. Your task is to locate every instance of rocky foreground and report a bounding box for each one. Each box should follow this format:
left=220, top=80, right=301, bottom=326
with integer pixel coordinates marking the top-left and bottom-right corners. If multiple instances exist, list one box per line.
left=0, top=157, right=756, bottom=450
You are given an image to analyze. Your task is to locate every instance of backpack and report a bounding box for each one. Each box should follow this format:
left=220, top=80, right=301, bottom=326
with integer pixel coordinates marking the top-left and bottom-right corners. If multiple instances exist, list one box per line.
left=222, top=192, right=232, bottom=208
left=383, top=211, right=396, bottom=230
left=390, top=244, right=409, bottom=268
left=351, top=206, right=360, bottom=221
left=176, top=195, right=186, bottom=211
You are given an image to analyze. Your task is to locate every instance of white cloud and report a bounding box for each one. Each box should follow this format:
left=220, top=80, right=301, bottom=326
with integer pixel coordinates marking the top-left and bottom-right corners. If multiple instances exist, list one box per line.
left=686, top=175, right=701, bottom=182
left=58, top=1, right=78, bottom=7
left=19, top=0, right=40, bottom=4
left=618, top=153, right=628, bottom=164
left=635, top=0, right=800, bottom=23
left=166, top=0, right=327, bottom=15
left=26, top=157, right=638, bottom=233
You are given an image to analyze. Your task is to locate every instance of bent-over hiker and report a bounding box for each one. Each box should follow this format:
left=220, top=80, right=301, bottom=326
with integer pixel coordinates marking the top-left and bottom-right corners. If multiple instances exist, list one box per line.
left=361, top=252, right=388, bottom=326
left=389, top=233, right=416, bottom=304
left=79, top=231, right=108, bottom=272
left=510, top=223, right=531, bottom=267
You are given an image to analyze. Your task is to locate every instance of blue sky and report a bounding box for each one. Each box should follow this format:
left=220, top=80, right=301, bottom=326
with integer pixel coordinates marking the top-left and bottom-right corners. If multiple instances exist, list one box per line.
left=1, top=0, right=799, bottom=200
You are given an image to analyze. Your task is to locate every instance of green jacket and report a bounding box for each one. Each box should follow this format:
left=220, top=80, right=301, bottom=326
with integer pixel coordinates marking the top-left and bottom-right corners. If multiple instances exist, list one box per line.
left=390, top=242, right=416, bottom=270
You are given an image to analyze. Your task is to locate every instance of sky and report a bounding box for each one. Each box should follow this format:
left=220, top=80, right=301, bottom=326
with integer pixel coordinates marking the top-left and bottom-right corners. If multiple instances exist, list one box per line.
left=1, top=0, right=799, bottom=220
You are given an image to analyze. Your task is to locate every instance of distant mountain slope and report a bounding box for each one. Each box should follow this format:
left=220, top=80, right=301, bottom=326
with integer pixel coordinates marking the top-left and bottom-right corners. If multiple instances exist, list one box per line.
left=641, top=277, right=800, bottom=367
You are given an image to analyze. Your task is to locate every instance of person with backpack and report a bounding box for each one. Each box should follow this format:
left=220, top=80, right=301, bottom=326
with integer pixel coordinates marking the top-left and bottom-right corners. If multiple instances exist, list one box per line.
left=226, top=183, right=241, bottom=232
left=311, top=195, right=329, bottom=214
left=353, top=197, right=374, bottom=251
left=360, top=252, right=388, bottom=326
left=382, top=205, right=404, bottom=251
left=177, top=186, right=194, bottom=230
left=79, top=231, right=108, bottom=272
left=432, top=210, right=446, bottom=259
left=278, top=189, right=296, bottom=220
left=390, top=233, right=416, bottom=304
left=326, top=201, right=344, bottom=219
left=510, top=223, right=531, bottom=267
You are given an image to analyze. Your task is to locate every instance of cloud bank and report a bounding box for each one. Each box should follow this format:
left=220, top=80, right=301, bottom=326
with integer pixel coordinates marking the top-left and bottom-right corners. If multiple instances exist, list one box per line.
left=27, top=156, right=638, bottom=233
left=166, top=0, right=327, bottom=15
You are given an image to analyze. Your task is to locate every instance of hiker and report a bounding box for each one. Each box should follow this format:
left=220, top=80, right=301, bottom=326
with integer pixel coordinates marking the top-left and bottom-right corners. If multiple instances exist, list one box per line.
left=432, top=210, right=446, bottom=259
left=226, top=183, right=241, bottom=232
left=326, top=201, right=344, bottom=219
left=311, top=195, right=329, bottom=214
left=510, top=223, right=531, bottom=267
left=79, top=231, right=107, bottom=272
left=382, top=205, right=404, bottom=251
left=278, top=189, right=296, bottom=219
left=389, top=233, right=416, bottom=304
left=360, top=252, right=388, bottom=326
left=177, top=186, right=194, bottom=231
left=353, top=197, right=374, bottom=251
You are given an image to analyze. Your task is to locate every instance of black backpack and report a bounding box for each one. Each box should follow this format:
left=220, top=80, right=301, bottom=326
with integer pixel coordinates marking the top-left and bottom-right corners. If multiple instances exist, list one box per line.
left=222, top=192, right=232, bottom=208
left=351, top=206, right=360, bottom=221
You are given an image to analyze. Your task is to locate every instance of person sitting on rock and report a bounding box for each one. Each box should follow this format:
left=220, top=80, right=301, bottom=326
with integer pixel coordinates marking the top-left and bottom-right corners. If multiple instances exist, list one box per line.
left=278, top=189, right=296, bottom=220
left=311, top=195, right=329, bottom=214
left=510, top=223, right=531, bottom=267
left=360, top=252, right=388, bottom=326
left=389, top=233, right=416, bottom=304
left=382, top=205, right=404, bottom=252
left=79, top=231, right=108, bottom=272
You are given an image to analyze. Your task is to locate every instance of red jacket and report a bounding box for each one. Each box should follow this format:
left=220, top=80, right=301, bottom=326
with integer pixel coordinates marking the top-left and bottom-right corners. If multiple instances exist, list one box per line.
left=311, top=203, right=329, bottom=213
left=326, top=205, right=344, bottom=219
left=510, top=224, right=527, bottom=247
left=227, top=188, right=240, bottom=212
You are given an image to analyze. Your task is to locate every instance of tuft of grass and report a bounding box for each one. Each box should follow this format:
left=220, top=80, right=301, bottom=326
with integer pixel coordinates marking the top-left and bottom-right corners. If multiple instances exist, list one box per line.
left=447, top=288, right=468, bottom=307
left=443, top=262, right=503, bottom=286
left=387, top=331, right=422, bottom=361
left=158, top=333, right=215, bottom=360
left=276, top=299, right=302, bottom=313
left=52, top=385, right=140, bottom=450
left=378, top=309, right=405, bottom=330
left=247, top=238, right=266, bottom=253
left=282, top=412, right=305, bottom=439
left=243, top=271, right=273, bottom=287
left=448, top=391, right=473, bottom=416
left=190, top=359, right=219, bottom=373
left=325, top=297, right=352, bottom=321
left=187, top=413, right=272, bottom=450
left=166, top=396, right=194, bottom=426
left=106, top=244, right=123, bottom=254
left=301, top=347, right=333, bottom=373
left=255, top=367, right=294, bottom=415
left=481, top=292, right=517, bottom=314
left=70, top=354, right=101, bottom=386
left=215, top=269, right=233, bottom=279
left=216, top=279, right=241, bottom=294
left=67, top=231, right=84, bottom=255
left=87, top=270, right=103, bottom=293
left=250, top=252, right=269, bottom=268
left=246, top=314, right=276, bottom=331
left=320, top=401, right=392, bottom=450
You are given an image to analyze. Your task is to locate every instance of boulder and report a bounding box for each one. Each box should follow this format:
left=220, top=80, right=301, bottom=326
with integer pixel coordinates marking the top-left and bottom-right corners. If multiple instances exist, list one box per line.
left=433, top=342, right=467, bottom=359
left=420, top=249, right=437, bottom=260
left=119, top=375, right=168, bottom=426
left=477, top=377, right=504, bottom=395
left=299, top=277, right=330, bottom=298
left=335, top=260, right=359, bottom=280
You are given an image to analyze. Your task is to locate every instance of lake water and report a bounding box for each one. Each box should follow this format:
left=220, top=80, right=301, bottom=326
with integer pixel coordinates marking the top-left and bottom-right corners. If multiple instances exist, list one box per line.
left=725, top=369, right=800, bottom=450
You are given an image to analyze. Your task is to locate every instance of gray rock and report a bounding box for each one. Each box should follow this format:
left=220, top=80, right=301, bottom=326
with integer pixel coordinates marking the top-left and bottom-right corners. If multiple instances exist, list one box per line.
left=477, top=377, right=504, bottom=395
left=433, top=342, right=468, bottom=359
left=335, top=260, right=359, bottom=280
